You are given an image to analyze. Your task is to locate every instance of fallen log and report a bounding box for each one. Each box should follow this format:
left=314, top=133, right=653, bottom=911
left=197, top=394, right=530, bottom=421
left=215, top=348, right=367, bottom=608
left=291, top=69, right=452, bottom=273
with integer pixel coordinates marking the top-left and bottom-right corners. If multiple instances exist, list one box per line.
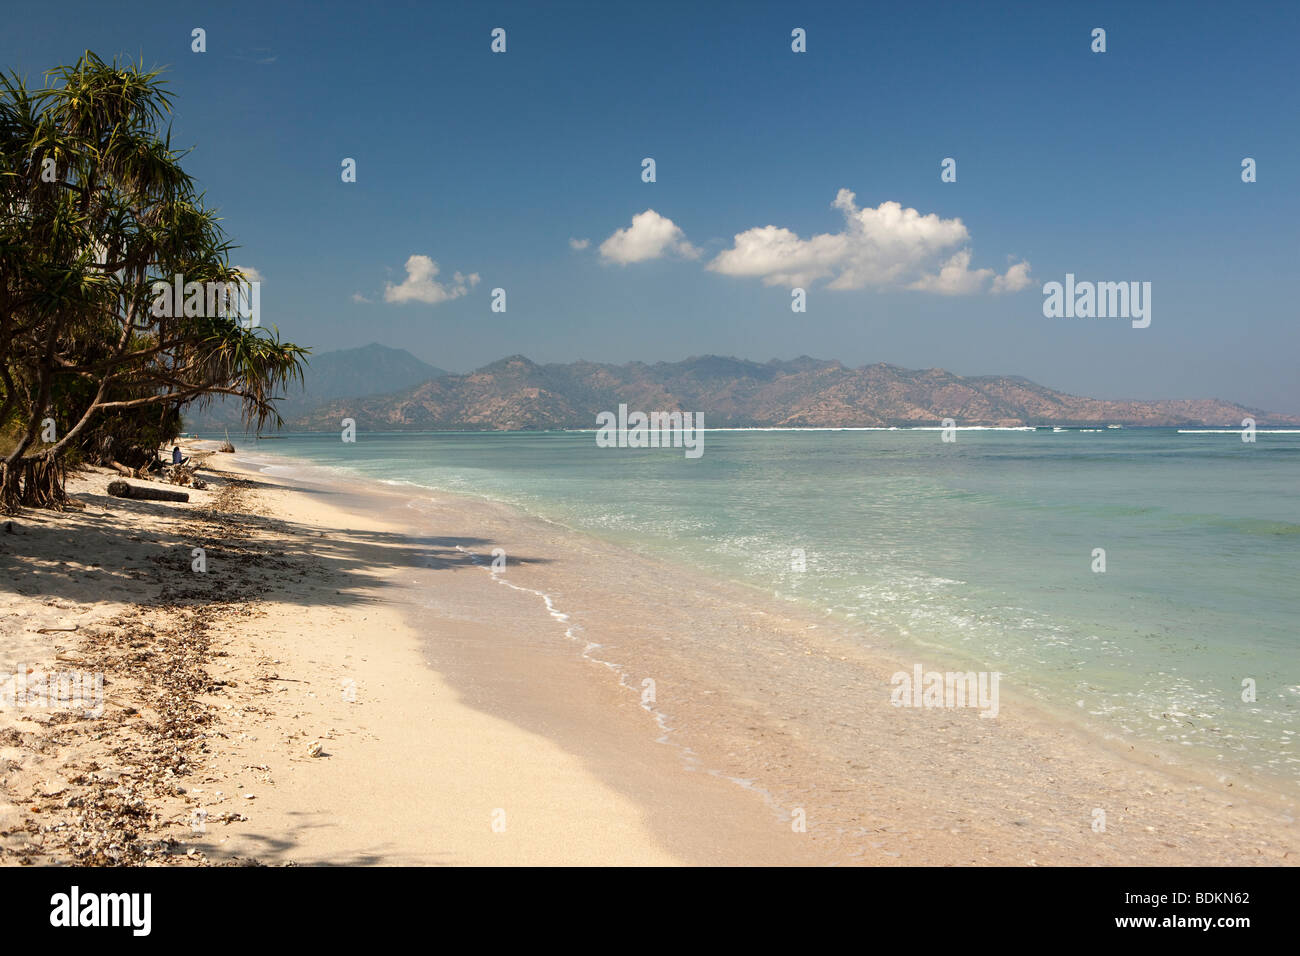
left=107, top=480, right=189, bottom=503
left=109, top=460, right=134, bottom=476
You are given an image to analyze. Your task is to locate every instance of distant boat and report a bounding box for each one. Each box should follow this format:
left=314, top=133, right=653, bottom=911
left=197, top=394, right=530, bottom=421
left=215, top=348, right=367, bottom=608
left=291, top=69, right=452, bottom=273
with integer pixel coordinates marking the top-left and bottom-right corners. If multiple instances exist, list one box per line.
left=1107, top=424, right=1123, bottom=429
left=1053, top=426, right=1067, bottom=432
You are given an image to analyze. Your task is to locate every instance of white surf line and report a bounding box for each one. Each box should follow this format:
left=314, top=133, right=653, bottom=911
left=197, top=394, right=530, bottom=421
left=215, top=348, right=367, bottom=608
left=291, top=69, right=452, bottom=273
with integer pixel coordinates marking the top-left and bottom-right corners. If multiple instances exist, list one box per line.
left=563, top=425, right=1039, bottom=432
left=453, top=544, right=679, bottom=749
left=452, top=544, right=800, bottom=831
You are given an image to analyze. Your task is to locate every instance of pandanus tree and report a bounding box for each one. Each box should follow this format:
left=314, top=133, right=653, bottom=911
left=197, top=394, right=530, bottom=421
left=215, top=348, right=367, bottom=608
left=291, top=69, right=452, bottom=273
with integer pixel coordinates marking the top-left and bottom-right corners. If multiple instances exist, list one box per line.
left=0, top=52, right=307, bottom=511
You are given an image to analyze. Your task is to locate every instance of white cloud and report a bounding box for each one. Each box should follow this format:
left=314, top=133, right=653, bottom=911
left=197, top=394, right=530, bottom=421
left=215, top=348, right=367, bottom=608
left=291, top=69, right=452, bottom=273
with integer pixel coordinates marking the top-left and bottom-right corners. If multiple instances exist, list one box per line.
left=383, top=255, right=480, bottom=305
left=991, top=259, right=1033, bottom=294
left=599, top=209, right=700, bottom=264
left=234, top=265, right=263, bottom=283
left=705, top=224, right=847, bottom=288
left=351, top=292, right=371, bottom=304
left=708, top=189, right=1023, bottom=295
left=569, top=237, right=590, bottom=250
left=907, top=249, right=992, bottom=295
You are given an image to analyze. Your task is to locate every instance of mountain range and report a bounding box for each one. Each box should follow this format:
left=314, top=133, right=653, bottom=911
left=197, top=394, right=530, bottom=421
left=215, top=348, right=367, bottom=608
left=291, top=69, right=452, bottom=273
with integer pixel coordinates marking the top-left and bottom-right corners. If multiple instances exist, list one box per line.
left=271, top=352, right=1297, bottom=431
left=183, top=343, right=447, bottom=430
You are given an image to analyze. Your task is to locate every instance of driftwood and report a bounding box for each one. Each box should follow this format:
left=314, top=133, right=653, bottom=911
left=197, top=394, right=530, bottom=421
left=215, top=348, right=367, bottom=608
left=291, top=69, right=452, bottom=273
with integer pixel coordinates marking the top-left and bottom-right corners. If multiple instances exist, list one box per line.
left=110, top=459, right=163, bottom=478
left=106, top=480, right=189, bottom=503
left=166, top=463, right=196, bottom=485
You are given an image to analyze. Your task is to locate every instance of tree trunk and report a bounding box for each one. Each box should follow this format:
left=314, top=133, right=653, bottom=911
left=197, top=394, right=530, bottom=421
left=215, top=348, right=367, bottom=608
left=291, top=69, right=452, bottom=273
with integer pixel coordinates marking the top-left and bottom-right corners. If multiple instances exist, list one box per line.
left=0, top=461, right=20, bottom=515
left=18, top=455, right=67, bottom=509
left=106, top=480, right=189, bottom=502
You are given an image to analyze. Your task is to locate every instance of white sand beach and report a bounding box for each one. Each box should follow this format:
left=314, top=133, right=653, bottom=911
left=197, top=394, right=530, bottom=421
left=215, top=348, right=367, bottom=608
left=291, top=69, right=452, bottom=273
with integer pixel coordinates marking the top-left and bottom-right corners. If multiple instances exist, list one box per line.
left=1, top=442, right=1295, bottom=866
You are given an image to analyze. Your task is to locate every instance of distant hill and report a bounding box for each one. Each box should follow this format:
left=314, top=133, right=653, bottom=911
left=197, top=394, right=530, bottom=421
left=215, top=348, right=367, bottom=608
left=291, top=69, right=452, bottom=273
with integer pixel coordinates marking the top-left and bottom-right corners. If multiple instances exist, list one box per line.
left=183, top=343, right=448, bottom=430
left=288, top=354, right=1299, bottom=430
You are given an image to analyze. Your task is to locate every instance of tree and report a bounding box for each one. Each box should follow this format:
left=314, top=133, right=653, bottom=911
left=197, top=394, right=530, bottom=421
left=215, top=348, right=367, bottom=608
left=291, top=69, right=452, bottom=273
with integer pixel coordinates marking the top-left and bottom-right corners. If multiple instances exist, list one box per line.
left=0, top=52, right=307, bottom=511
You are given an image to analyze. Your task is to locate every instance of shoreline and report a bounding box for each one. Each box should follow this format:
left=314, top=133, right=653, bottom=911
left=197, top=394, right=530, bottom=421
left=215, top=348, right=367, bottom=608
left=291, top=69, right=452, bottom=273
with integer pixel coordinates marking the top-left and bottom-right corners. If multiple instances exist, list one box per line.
left=243, top=441, right=1300, bottom=807
left=237, top=445, right=1297, bottom=865
left=2, top=442, right=1295, bottom=866
left=1, top=446, right=817, bottom=865
left=221, top=449, right=828, bottom=865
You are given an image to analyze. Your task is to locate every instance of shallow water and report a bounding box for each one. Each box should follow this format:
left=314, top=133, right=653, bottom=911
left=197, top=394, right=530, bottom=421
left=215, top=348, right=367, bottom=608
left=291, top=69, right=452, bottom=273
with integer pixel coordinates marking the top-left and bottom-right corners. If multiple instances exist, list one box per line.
left=226, top=428, right=1300, bottom=786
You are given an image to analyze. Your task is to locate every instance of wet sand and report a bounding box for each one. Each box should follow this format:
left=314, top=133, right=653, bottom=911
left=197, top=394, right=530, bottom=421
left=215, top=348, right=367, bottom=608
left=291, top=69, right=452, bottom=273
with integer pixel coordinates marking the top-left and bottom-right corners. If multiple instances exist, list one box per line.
left=2, top=443, right=1295, bottom=865
left=232, top=448, right=1299, bottom=865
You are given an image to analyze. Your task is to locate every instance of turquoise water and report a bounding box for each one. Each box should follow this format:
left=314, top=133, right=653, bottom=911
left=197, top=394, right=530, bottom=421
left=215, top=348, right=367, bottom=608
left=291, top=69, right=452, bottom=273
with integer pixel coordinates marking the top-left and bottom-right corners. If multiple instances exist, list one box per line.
left=228, top=428, right=1300, bottom=785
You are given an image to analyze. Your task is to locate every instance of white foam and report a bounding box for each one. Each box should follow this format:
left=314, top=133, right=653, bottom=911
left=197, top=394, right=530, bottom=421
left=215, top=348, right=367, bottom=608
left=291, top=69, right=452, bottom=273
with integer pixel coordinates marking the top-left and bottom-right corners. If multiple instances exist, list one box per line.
left=450, top=544, right=796, bottom=823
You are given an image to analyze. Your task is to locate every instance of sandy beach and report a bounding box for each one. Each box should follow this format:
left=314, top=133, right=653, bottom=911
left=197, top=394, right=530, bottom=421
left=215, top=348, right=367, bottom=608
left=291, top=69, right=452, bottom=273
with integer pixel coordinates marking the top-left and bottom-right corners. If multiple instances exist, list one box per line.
left=0, top=443, right=817, bottom=865
left=1, top=442, right=1295, bottom=866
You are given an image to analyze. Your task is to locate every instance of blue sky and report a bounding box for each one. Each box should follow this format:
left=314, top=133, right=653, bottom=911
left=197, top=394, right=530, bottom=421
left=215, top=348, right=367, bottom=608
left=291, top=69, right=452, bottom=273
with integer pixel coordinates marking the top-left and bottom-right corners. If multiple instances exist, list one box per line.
left=5, top=0, right=1298, bottom=411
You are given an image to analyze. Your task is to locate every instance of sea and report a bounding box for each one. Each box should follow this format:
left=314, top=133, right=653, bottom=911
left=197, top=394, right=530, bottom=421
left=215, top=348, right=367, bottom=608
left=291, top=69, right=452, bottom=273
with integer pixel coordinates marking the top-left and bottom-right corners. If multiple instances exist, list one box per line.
left=221, top=427, right=1300, bottom=788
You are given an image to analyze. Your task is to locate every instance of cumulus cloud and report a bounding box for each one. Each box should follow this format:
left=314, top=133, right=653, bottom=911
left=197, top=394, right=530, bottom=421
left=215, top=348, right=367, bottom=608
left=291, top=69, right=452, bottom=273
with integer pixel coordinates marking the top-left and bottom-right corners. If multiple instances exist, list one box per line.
left=233, top=265, right=263, bottom=283
left=351, top=292, right=371, bottom=304
left=599, top=209, right=700, bottom=264
left=907, top=249, right=992, bottom=295
left=708, top=189, right=1028, bottom=295
left=991, top=259, right=1033, bottom=294
left=383, top=254, right=480, bottom=305
left=569, top=237, right=590, bottom=250
left=705, top=224, right=848, bottom=288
